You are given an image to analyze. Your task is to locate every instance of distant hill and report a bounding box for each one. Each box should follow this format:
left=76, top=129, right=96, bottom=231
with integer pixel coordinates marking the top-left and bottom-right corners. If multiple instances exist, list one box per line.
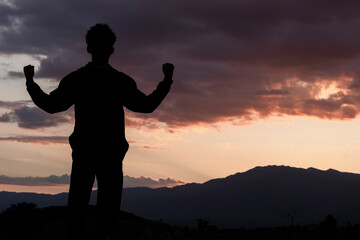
left=2, top=165, right=360, bottom=228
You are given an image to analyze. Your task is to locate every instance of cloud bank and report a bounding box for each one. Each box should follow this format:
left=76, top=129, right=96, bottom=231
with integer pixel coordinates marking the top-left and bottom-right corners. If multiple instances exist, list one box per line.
left=0, top=174, right=70, bottom=186
left=123, top=175, right=185, bottom=188
left=0, top=136, right=68, bottom=145
left=0, top=100, right=73, bottom=129
left=0, top=174, right=185, bottom=188
left=1, top=0, right=360, bottom=129
left=0, top=106, right=73, bottom=129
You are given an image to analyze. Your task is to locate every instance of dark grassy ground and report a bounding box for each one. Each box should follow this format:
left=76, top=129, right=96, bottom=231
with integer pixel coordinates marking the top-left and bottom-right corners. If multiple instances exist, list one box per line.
left=1, top=202, right=360, bottom=240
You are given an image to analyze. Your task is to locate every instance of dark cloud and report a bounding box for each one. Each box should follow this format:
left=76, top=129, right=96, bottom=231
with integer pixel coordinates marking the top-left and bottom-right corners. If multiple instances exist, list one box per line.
left=0, top=106, right=73, bottom=129
left=256, top=89, right=290, bottom=97
left=0, top=174, right=185, bottom=188
left=7, top=71, right=24, bottom=78
left=2, top=0, right=360, bottom=127
left=0, top=136, right=68, bottom=144
left=0, top=100, right=31, bottom=109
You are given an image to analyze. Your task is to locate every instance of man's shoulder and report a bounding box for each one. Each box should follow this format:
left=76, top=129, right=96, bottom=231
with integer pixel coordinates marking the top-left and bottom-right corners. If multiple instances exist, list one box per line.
left=62, top=65, right=101, bottom=79
left=61, top=65, right=136, bottom=86
left=77, top=64, right=129, bottom=77
left=57, top=67, right=88, bottom=89
left=72, top=66, right=91, bottom=75
left=117, top=71, right=134, bottom=81
left=62, top=67, right=86, bottom=78
left=110, top=68, right=136, bottom=86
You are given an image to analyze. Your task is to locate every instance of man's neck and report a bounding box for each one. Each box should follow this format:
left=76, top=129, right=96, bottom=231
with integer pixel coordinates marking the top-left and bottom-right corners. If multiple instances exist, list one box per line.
left=91, top=56, right=110, bottom=65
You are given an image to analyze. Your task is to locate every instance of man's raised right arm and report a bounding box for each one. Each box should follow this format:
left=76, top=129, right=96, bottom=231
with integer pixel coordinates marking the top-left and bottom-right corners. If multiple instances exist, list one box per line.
left=123, top=63, right=174, bottom=113
left=24, top=65, right=73, bottom=113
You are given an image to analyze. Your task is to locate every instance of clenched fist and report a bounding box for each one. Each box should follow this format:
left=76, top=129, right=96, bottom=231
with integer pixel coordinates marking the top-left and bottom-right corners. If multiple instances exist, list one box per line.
left=162, top=63, right=174, bottom=80
left=23, top=65, right=35, bottom=81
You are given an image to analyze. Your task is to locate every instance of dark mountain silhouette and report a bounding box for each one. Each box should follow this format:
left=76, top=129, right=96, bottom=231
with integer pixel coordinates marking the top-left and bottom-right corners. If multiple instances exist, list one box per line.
left=2, top=165, right=360, bottom=228
left=0, top=203, right=187, bottom=240
left=0, top=191, right=70, bottom=212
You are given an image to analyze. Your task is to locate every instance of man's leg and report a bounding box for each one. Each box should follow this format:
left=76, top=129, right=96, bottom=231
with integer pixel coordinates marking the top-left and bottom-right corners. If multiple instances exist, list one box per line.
left=67, top=151, right=96, bottom=240
left=95, top=158, right=123, bottom=239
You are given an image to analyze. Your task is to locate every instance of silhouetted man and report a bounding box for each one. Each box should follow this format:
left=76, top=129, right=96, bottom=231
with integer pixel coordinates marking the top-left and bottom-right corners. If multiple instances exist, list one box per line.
left=23, top=23, right=174, bottom=240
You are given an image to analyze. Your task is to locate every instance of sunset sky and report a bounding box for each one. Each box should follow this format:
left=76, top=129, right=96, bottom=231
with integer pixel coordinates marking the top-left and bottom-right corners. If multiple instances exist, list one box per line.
left=2, top=0, right=360, bottom=194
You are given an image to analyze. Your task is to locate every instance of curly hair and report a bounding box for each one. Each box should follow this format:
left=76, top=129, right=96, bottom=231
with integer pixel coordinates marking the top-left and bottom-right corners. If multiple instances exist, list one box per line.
left=86, top=24, right=116, bottom=51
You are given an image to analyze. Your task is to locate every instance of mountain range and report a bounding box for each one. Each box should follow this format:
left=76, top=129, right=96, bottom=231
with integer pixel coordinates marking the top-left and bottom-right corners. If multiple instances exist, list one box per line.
left=2, top=165, right=360, bottom=228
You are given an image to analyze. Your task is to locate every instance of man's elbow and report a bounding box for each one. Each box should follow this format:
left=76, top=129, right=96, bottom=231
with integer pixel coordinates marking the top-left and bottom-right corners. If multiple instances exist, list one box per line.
left=127, top=102, right=158, bottom=113
left=40, top=105, right=61, bottom=114
left=39, top=106, right=57, bottom=114
left=141, top=107, right=156, bottom=114
left=41, top=102, right=70, bottom=114
left=138, top=103, right=158, bottom=113
left=46, top=109, right=59, bottom=114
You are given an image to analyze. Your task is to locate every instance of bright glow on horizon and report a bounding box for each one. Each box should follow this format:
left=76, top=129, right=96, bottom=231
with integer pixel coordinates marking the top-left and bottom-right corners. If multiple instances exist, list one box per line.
left=123, top=115, right=360, bottom=182
left=1, top=115, right=360, bottom=182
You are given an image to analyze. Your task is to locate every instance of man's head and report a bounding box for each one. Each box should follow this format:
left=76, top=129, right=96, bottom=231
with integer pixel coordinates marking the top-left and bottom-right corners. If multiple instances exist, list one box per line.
left=86, top=24, right=116, bottom=59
